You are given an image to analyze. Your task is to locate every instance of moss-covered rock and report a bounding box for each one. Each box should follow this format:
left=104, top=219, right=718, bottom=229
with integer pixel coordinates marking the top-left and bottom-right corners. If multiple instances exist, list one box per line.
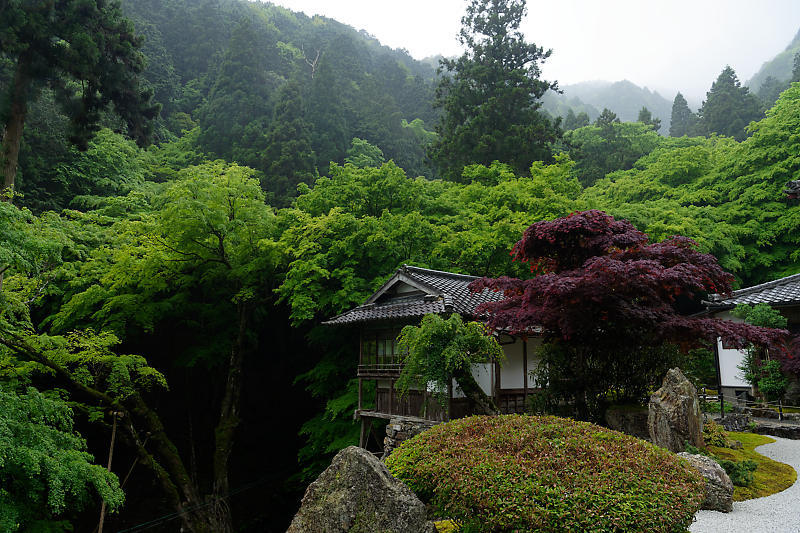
left=288, top=446, right=435, bottom=533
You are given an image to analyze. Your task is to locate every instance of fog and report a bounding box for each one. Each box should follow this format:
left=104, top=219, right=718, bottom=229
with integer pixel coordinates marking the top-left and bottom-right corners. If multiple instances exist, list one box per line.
left=267, top=0, right=800, bottom=102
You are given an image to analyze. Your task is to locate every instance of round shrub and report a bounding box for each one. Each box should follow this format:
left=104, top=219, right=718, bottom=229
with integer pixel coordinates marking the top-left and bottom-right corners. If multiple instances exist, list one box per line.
left=385, top=415, right=705, bottom=532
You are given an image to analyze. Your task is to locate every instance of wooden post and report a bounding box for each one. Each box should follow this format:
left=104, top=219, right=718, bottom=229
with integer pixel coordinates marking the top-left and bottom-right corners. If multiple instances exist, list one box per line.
left=358, top=378, right=363, bottom=411
left=358, top=330, right=362, bottom=365
left=523, top=339, right=529, bottom=410
left=713, top=338, right=725, bottom=419
left=98, top=412, right=119, bottom=533
left=494, top=360, right=501, bottom=412
left=447, top=379, right=453, bottom=421
left=359, top=418, right=367, bottom=448
left=389, top=379, right=394, bottom=415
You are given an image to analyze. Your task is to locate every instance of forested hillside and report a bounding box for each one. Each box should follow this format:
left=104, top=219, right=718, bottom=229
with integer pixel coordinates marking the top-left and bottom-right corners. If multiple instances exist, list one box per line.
left=2, top=0, right=800, bottom=532
left=13, top=0, right=439, bottom=212
left=748, top=28, right=800, bottom=91
left=544, top=80, right=673, bottom=133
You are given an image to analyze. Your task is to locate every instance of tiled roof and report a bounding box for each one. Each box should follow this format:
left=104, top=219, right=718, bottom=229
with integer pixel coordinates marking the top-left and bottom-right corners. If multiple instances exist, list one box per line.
left=323, top=265, right=505, bottom=325
left=705, top=272, right=800, bottom=309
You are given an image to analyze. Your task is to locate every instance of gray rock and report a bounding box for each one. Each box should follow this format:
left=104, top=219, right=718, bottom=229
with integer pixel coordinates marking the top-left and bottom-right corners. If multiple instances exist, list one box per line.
left=719, top=413, right=751, bottom=432
left=287, top=446, right=436, bottom=533
left=678, top=452, right=734, bottom=513
left=649, top=368, right=704, bottom=452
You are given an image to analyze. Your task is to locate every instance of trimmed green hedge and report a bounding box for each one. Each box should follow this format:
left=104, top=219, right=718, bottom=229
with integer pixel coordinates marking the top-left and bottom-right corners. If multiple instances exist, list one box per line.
left=386, top=415, right=705, bottom=532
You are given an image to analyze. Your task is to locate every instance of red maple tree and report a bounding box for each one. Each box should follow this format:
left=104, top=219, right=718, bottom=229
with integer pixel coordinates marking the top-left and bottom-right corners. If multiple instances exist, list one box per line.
left=470, top=210, right=792, bottom=419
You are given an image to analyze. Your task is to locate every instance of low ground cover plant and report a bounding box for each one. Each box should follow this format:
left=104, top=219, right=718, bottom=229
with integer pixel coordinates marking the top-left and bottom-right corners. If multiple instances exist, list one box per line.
left=707, top=432, right=797, bottom=500
left=386, top=415, right=704, bottom=532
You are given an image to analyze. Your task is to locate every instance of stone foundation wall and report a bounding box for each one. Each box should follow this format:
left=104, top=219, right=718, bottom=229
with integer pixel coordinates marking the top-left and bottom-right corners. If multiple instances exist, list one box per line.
left=383, top=416, right=439, bottom=458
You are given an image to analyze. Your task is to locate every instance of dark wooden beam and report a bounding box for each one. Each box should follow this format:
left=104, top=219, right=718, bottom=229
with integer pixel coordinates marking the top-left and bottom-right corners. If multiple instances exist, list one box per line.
left=523, top=339, right=529, bottom=408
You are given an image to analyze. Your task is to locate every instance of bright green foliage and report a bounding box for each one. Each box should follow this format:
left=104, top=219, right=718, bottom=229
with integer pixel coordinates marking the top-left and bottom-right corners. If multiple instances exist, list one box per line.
left=732, top=303, right=788, bottom=330
left=395, top=314, right=503, bottom=407
left=734, top=303, right=789, bottom=402
left=386, top=415, right=705, bottom=532
left=0, top=387, right=124, bottom=532
left=0, top=204, right=66, bottom=288
left=718, top=458, right=758, bottom=487
left=565, top=121, right=663, bottom=187
left=754, top=360, right=789, bottom=402
left=697, top=66, right=763, bottom=141
left=584, top=84, right=800, bottom=285
left=703, top=420, right=728, bottom=447
left=49, top=161, right=280, bottom=352
left=669, top=92, right=698, bottom=137
left=429, top=0, right=559, bottom=178
left=345, top=138, right=385, bottom=168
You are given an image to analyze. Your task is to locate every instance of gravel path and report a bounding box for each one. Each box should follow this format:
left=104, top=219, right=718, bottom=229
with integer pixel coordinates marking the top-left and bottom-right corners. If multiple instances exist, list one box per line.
left=690, top=436, right=800, bottom=533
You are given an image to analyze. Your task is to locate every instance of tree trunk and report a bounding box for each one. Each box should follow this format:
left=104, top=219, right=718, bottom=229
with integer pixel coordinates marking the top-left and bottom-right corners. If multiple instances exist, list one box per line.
left=455, top=370, right=499, bottom=415
left=210, top=301, right=249, bottom=532
left=2, top=58, right=30, bottom=201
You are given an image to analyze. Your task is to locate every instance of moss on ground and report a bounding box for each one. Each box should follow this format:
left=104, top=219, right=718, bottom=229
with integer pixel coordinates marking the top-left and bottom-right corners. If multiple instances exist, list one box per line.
left=708, top=432, right=797, bottom=501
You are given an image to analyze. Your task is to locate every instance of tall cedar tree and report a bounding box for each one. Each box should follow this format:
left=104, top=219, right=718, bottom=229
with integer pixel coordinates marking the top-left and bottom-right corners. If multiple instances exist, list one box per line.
left=429, top=0, right=560, bottom=179
left=262, top=80, right=317, bottom=206
left=757, top=75, right=789, bottom=109
left=637, top=106, right=662, bottom=132
left=697, top=66, right=763, bottom=141
left=0, top=0, right=159, bottom=197
left=669, top=92, right=697, bottom=137
left=469, top=210, right=791, bottom=420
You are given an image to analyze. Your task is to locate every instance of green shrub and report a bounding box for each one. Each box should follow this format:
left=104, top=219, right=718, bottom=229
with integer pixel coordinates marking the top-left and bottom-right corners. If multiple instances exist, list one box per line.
left=718, top=459, right=758, bottom=487
left=703, top=420, right=727, bottom=447
left=386, top=415, right=705, bottom=533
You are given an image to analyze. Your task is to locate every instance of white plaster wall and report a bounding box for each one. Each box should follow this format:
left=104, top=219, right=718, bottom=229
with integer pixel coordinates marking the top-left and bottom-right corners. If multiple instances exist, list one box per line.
left=498, top=338, right=541, bottom=389
left=714, top=310, right=749, bottom=388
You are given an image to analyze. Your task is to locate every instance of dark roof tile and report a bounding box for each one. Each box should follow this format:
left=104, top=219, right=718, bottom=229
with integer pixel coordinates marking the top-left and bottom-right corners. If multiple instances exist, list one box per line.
left=706, top=272, right=800, bottom=309
left=324, top=265, right=504, bottom=325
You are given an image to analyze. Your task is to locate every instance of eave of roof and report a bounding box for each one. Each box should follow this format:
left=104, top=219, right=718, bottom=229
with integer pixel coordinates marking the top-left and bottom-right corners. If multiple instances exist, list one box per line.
left=323, top=265, right=502, bottom=326
left=704, top=271, right=800, bottom=310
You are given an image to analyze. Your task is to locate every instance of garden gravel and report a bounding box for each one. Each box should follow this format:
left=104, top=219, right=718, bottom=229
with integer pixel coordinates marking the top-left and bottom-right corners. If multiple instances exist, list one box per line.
left=690, top=435, right=800, bottom=533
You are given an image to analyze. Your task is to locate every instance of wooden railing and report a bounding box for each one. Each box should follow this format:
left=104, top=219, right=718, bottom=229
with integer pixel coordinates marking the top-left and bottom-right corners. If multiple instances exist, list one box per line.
left=357, top=363, right=403, bottom=378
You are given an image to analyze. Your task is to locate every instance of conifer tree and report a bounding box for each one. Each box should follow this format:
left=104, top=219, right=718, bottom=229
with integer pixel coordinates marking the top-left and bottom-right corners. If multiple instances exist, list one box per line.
left=757, top=76, right=789, bottom=109
left=0, top=0, right=159, bottom=198
left=669, top=93, right=698, bottom=137
left=697, top=66, right=763, bottom=141
left=262, top=81, right=317, bottom=206
left=793, top=51, right=800, bottom=83
left=637, top=106, right=662, bottom=132
left=429, top=0, right=560, bottom=179
left=564, top=109, right=579, bottom=130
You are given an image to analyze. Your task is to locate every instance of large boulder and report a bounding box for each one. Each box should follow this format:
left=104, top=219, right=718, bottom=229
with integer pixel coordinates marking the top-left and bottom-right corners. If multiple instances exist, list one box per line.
left=287, top=446, right=436, bottom=533
left=648, top=368, right=703, bottom=452
left=678, top=452, right=734, bottom=512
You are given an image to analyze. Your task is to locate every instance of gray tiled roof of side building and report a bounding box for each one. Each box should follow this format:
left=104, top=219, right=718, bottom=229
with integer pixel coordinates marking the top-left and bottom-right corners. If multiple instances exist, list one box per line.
left=323, top=265, right=505, bottom=325
left=706, top=272, right=800, bottom=308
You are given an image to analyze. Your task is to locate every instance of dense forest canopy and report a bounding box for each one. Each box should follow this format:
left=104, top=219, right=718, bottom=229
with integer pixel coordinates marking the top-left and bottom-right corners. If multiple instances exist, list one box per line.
left=1, top=0, right=799, bottom=531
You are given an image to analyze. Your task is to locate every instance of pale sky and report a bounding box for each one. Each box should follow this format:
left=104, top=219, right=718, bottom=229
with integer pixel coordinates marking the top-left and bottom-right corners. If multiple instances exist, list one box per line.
left=264, top=0, right=800, bottom=103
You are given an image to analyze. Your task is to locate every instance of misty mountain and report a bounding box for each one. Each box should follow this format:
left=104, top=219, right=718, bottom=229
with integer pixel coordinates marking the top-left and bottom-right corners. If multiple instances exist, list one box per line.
left=747, top=28, right=800, bottom=90
left=543, top=80, right=673, bottom=134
